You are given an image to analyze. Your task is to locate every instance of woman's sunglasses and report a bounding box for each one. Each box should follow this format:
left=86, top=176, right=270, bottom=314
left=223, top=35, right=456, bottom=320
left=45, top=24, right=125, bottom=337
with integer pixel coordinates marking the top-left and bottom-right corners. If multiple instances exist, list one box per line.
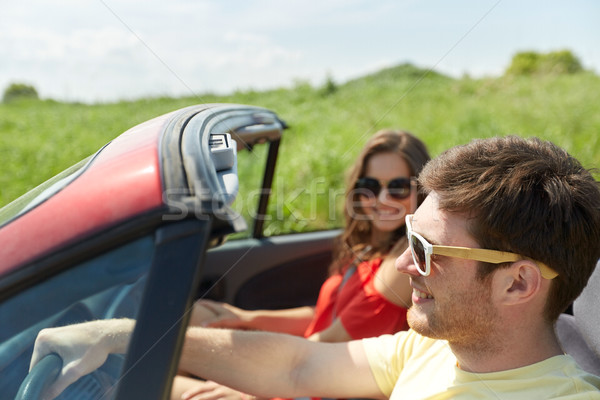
left=405, top=214, right=559, bottom=279
left=354, top=176, right=412, bottom=200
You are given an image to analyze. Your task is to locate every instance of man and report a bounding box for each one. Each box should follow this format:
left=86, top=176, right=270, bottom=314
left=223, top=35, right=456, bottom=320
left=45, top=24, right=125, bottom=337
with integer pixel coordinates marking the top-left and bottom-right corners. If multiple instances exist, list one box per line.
left=32, top=136, right=600, bottom=399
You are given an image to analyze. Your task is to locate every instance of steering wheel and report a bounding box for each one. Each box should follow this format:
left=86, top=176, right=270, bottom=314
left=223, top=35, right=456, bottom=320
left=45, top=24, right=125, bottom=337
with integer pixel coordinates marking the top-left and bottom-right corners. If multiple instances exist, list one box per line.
left=15, top=353, right=62, bottom=400
left=15, top=352, right=124, bottom=400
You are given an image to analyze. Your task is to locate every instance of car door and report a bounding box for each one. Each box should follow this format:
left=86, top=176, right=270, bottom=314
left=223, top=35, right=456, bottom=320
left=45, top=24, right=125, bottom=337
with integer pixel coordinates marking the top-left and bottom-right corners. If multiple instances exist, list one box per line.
left=197, top=125, right=339, bottom=311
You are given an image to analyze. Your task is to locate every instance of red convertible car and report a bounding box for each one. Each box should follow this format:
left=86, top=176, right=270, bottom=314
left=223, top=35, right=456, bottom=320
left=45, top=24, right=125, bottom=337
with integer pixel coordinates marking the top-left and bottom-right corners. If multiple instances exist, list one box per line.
left=0, top=103, right=597, bottom=400
left=0, top=104, right=336, bottom=399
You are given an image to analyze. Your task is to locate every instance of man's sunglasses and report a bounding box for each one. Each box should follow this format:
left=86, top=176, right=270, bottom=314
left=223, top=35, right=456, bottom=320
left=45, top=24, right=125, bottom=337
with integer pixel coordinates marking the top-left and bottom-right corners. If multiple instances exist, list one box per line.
left=405, top=214, right=559, bottom=279
left=354, top=177, right=412, bottom=200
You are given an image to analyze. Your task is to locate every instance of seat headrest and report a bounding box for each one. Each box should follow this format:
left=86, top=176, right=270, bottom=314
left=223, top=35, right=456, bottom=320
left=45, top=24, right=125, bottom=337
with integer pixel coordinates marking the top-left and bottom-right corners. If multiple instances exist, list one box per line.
left=573, top=260, right=600, bottom=357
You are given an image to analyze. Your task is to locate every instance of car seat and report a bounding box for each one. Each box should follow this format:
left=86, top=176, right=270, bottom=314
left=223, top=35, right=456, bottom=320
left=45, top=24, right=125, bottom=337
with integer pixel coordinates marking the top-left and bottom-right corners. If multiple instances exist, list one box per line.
left=555, top=259, right=600, bottom=375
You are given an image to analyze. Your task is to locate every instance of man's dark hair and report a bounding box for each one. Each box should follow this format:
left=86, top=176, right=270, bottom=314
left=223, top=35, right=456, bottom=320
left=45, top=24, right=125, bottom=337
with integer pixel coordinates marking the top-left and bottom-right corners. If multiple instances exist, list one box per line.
left=419, top=136, right=600, bottom=321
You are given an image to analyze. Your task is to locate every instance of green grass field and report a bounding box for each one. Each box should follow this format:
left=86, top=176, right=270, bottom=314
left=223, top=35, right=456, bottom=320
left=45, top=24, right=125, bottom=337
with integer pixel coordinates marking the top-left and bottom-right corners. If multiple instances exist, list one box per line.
left=1, top=64, right=599, bottom=234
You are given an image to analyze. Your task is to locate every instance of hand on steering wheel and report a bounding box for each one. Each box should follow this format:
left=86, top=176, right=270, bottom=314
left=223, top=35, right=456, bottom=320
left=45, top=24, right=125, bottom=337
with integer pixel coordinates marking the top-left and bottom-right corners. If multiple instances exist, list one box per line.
left=28, top=319, right=134, bottom=400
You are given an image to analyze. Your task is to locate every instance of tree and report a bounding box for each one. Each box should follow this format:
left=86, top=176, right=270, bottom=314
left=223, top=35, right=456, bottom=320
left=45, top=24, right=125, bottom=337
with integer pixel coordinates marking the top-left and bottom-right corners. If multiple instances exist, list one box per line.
left=3, top=83, right=39, bottom=103
left=505, top=50, right=583, bottom=76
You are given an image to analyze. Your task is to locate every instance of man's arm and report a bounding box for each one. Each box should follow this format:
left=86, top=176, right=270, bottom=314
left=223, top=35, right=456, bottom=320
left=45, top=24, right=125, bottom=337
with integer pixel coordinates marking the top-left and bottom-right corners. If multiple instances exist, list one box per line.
left=179, top=326, right=384, bottom=399
left=31, top=319, right=385, bottom=400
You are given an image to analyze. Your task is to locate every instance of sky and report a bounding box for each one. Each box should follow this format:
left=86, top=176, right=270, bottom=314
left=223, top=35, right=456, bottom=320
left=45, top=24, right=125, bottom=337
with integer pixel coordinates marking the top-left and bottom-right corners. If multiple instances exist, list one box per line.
left=1, top=0, right=599, bottom=103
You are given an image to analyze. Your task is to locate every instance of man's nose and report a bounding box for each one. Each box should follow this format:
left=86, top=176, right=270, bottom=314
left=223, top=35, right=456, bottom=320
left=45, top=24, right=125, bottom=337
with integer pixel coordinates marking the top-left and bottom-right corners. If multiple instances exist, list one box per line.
left=395, top=247, right=420, bottom=276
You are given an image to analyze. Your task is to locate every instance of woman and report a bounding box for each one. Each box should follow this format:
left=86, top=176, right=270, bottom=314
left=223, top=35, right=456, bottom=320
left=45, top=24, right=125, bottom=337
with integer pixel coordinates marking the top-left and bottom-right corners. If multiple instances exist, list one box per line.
left=173, top=129, right=431, bottom=400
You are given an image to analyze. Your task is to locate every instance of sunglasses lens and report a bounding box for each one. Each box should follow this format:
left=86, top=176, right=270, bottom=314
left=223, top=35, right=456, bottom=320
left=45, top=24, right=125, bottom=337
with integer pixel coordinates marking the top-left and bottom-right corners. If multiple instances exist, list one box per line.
left=409, top=234, right=427, bottom=274
left=356, top=177, right=412, bottom=200
left=387, top=178, right=411, bottom=199
left=355, top=177, right=381, bottom=197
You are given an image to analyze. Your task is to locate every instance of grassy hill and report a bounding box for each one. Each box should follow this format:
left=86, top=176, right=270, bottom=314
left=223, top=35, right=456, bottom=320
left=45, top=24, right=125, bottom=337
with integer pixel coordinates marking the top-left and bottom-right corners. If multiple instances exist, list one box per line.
left=1, top=64, right=599, bottom=233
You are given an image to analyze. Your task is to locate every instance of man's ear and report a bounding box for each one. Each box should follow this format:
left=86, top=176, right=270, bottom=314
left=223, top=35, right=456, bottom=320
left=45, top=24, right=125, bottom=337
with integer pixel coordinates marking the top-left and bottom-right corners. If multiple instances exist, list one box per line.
left=493, top=261, right=543, bottom=306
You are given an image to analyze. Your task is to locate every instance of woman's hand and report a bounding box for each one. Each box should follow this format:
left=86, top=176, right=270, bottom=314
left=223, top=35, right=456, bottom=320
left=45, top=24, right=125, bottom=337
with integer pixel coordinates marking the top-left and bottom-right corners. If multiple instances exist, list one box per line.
left=181, top=380, right=253, bottom=400
left=191, top=300, right=252, bottom=329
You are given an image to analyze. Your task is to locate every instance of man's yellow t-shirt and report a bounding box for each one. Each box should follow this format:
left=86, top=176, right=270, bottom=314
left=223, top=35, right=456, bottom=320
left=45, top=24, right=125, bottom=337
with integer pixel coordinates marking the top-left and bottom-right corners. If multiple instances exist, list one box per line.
left=362, top=330, right=600, bottom=399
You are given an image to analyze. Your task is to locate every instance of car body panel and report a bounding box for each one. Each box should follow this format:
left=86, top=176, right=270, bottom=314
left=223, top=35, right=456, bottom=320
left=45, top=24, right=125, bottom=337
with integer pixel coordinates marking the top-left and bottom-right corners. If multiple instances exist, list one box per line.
left=0, top=114, right=169, bottom=275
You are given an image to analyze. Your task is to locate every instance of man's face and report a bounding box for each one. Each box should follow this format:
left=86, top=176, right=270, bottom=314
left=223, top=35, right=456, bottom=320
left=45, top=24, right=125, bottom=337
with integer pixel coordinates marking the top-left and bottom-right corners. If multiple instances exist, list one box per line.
left=395, top=193, right=499, bottom=347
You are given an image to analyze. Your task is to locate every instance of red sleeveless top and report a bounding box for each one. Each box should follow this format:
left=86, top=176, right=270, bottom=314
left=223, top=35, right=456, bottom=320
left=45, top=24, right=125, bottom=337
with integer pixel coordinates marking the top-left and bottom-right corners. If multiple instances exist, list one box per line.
left=303, top=257, right=409, bottom=339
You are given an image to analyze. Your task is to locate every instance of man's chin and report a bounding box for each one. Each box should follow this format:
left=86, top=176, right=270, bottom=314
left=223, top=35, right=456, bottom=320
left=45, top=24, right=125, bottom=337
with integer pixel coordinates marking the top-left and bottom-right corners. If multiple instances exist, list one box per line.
left=407, top=309, right=440, bottom=339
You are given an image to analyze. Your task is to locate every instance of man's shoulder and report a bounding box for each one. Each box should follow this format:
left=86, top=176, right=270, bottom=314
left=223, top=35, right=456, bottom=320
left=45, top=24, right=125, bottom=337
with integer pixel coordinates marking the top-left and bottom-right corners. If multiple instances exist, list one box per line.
left=552, top=354, right=600, bottom=394
left=361, top=330, right=455, bottom=397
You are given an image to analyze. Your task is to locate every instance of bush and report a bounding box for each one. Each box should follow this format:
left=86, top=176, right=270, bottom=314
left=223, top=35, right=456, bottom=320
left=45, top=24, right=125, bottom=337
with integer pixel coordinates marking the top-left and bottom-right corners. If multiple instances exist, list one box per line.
left=543, top=50, right=584, bottom=74
left=320, top=74, right=338, bottom=97
left=3, top=83, right=39, bottom=103
left=505, top=51, right=541, bottom=75
left=506, top=50, right=583, bottom=76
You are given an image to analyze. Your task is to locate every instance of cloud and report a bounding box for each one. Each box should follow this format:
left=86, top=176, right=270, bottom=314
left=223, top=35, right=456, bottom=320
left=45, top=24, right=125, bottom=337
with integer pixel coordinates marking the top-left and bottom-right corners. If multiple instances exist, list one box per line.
left=1, top=25, right=139, bottom=61
left=199, top=31, right=302, bottom=69
left=1, top=0, right=599, bottom=102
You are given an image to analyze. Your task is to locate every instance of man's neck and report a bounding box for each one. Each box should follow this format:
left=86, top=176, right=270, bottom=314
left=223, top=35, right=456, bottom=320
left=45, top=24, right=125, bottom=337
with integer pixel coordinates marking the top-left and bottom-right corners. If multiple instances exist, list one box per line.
left=448, top=323, right=563, bottom=373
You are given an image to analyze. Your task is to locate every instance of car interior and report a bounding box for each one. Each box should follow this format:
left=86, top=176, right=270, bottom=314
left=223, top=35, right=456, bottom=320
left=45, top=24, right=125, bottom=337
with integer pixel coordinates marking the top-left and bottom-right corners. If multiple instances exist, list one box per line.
left=555, top=259, right=600, bottom=376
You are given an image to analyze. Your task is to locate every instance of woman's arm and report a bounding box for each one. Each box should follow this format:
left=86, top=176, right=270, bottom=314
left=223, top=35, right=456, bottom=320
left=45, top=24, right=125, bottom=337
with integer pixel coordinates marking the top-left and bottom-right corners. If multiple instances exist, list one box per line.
left=192, top=300, right=315, bottom=336
left=373, top=239, right=412, bottom=309
left=306, top=318, right=352, bottom=342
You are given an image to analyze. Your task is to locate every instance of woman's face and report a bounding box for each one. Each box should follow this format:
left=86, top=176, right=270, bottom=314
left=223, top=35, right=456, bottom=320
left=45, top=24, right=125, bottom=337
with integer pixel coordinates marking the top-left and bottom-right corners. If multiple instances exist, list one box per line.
left=356, top=152, right=413, bottom=237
